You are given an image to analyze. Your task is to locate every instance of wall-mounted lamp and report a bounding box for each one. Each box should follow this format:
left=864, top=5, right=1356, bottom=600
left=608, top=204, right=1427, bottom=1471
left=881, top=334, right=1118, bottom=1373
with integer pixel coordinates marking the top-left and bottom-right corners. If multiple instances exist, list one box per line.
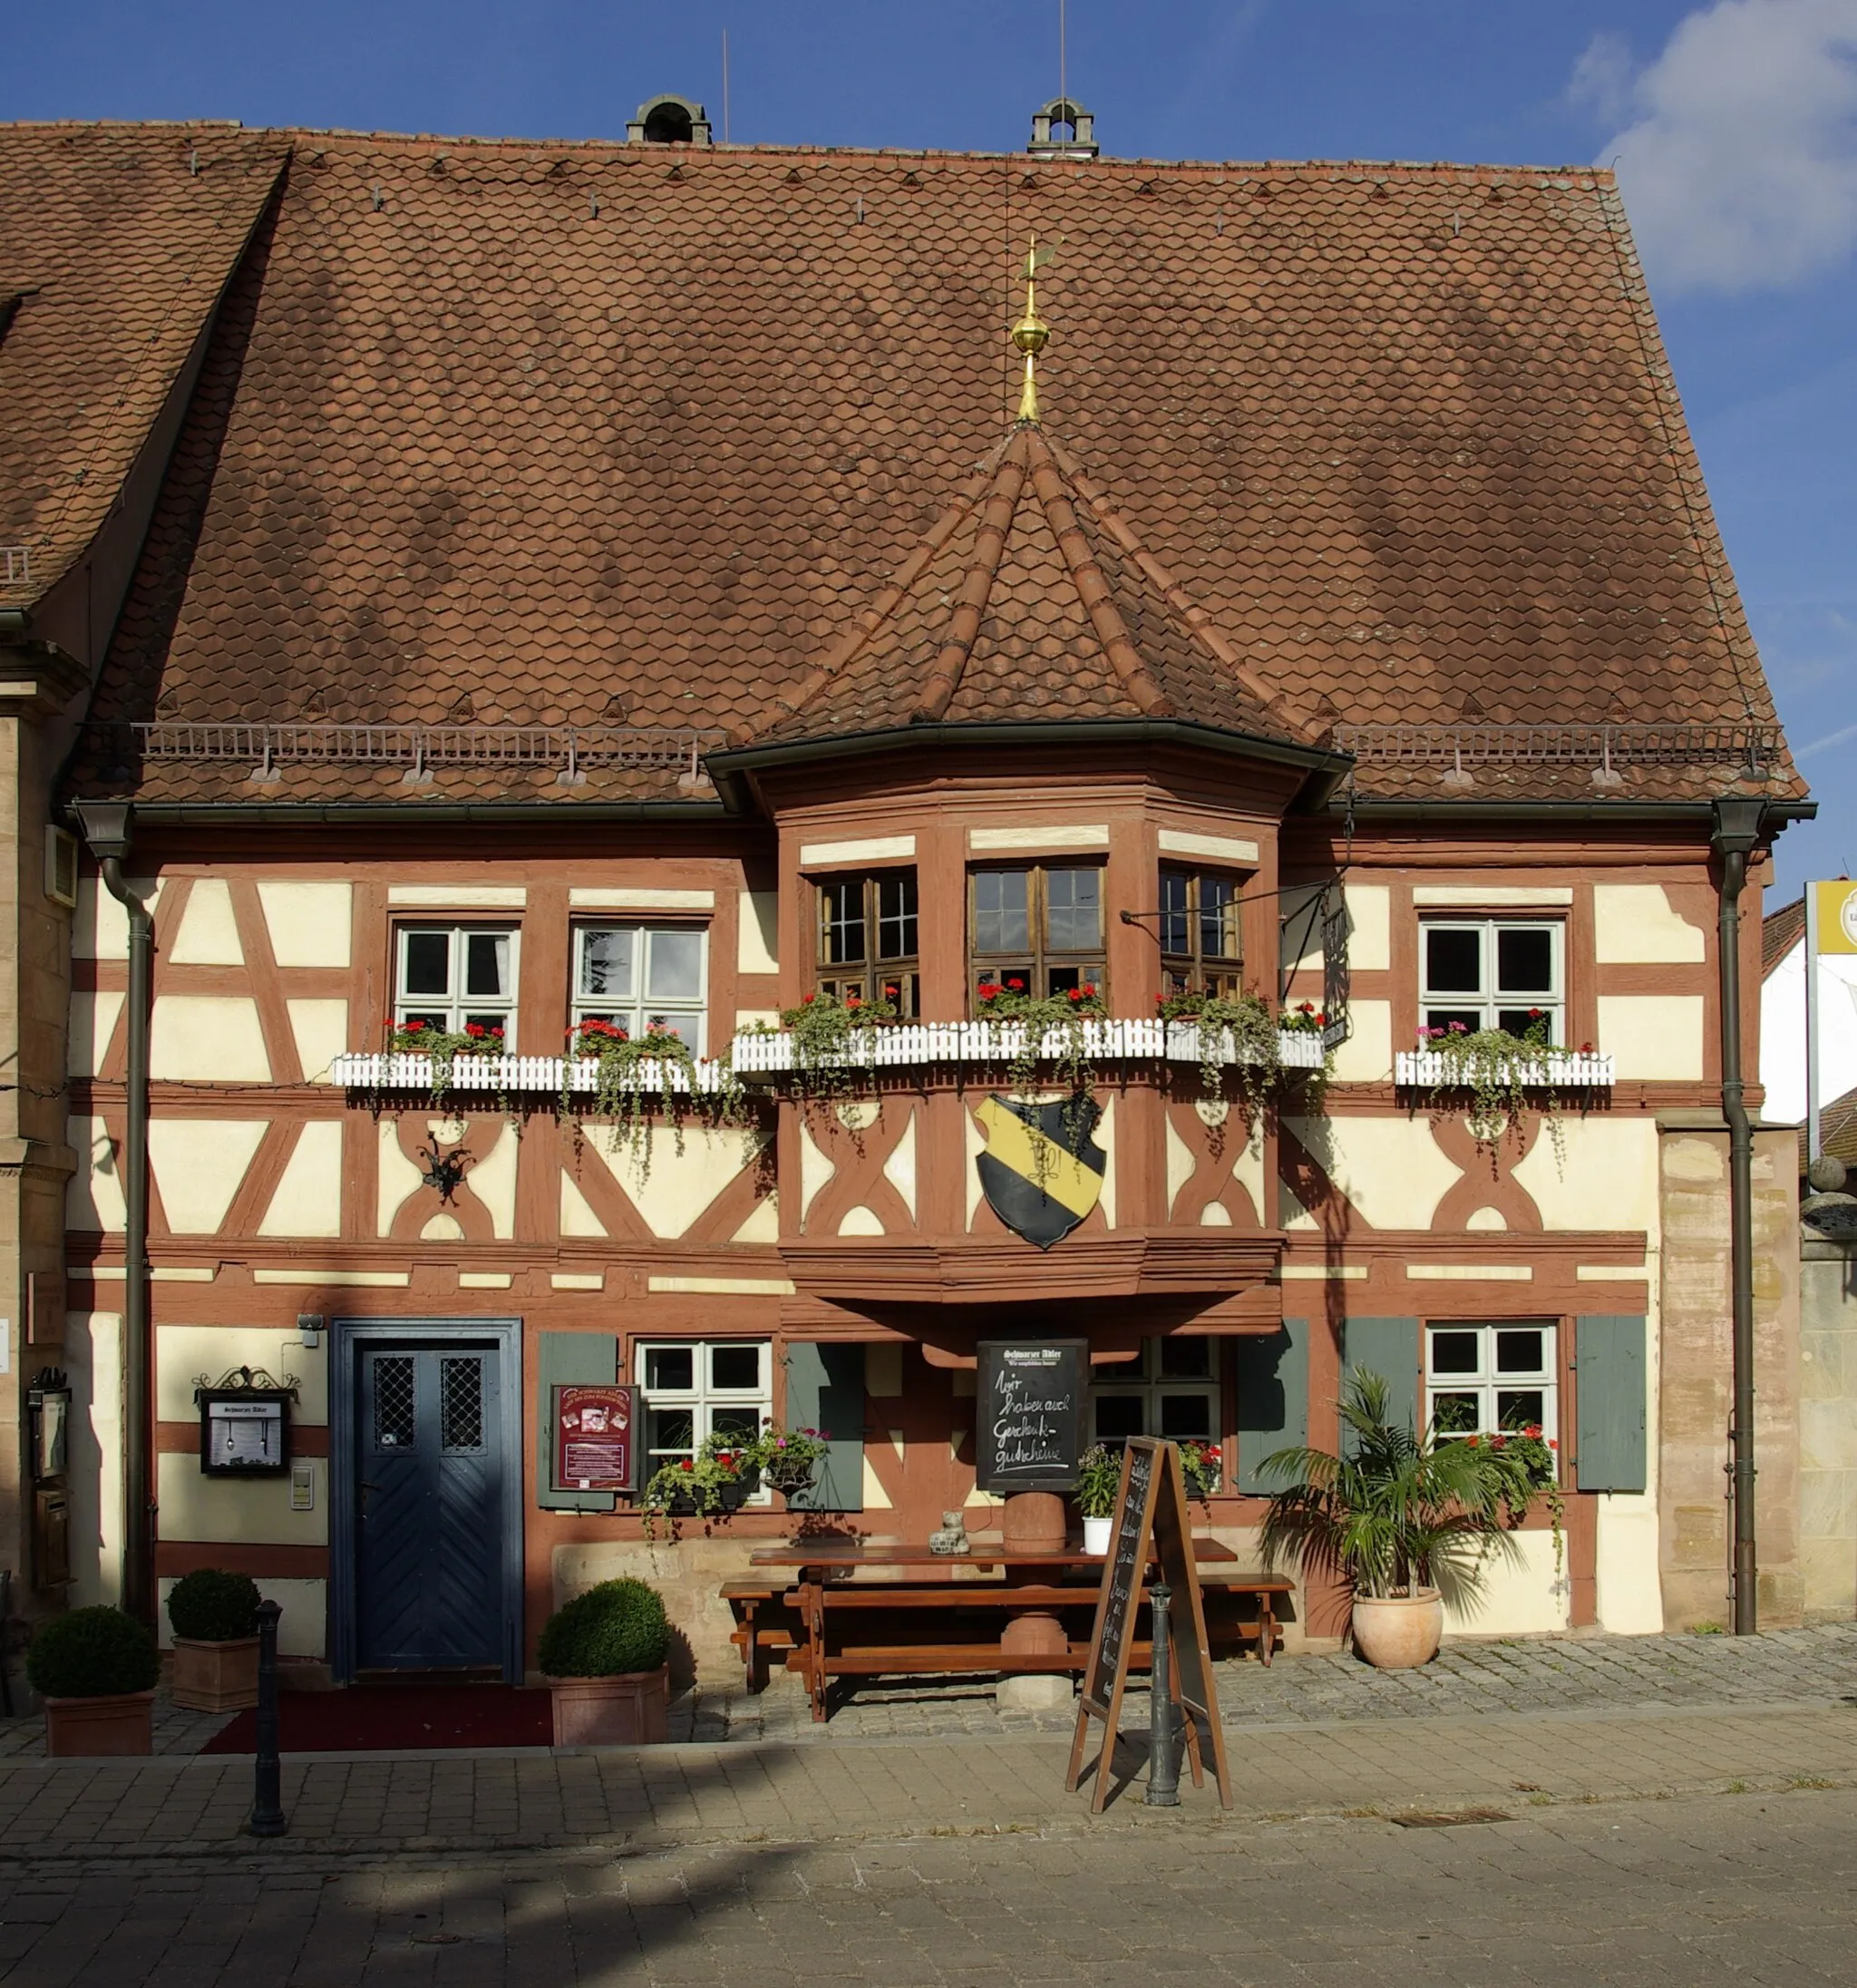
left=296, top=1313, right=325, bottom=1349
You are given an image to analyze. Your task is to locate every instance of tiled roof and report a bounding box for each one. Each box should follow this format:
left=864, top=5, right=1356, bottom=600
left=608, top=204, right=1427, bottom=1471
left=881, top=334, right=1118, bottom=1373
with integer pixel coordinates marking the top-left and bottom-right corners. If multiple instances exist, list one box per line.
left=1764, top=896, right=1806, bottom=978
left=8, top=124, right=1796, bottom=808
left=0, top=124, right=287, bottom=610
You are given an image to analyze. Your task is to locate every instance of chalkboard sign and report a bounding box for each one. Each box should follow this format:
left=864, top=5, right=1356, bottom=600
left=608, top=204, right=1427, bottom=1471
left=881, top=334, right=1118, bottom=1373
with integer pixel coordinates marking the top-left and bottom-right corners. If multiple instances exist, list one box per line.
left=1066, top=1437, right=1232, bottom=1814
left=976, top=1340, right=1086, bottom=1492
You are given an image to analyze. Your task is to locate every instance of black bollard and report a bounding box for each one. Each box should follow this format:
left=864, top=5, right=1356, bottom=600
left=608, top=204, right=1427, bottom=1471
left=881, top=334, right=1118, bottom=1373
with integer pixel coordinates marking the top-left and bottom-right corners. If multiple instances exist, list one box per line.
left=1145, top=1582, right=1181, bottom=1808
left=247, top=1598, right=287, bottom=1838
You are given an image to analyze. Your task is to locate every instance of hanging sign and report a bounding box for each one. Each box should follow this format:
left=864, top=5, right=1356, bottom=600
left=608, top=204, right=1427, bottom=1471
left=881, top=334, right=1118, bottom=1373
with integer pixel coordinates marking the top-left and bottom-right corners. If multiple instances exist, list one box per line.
left=1066, top=1437, right=1232, bottom=1814
left=973, top=1095, right=1105, bottom=1249
left=1812, top=880, right=1857, bottom=955
left=553, top=1383, right=637, bottom=1492
left=977, top=1339, right=1086, bottom=1492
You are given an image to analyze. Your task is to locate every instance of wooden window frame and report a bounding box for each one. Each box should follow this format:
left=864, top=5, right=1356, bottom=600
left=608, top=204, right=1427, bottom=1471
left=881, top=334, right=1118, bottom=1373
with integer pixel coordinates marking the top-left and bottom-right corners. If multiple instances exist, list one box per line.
left=571, top=921, right=710, bottom=1054
left=1419, top=917, right=1565, bottom=1042
left=633, top=1339, right=773, bottom=1504
left=967, top=862, right=1108, bottom=1009
left=811, top=870, right=920, bottom=1016
left=1087, top=1338, right=1220, bottom=1446
left=394, top=923, right=520, bottom=1049
left=1424, top=1319, right=1560, bottom=1450
left=1159, top=865, right=1246, bottom=999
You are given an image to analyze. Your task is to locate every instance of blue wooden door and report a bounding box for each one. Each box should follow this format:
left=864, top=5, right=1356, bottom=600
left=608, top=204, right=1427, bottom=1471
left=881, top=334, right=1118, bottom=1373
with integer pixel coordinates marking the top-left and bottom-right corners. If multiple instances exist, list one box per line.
left=355, top=1345, right=504, bottom=1669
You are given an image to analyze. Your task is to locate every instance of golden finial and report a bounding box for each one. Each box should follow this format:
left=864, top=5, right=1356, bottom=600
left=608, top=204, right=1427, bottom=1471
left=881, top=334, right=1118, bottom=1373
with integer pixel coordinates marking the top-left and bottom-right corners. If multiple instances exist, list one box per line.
left=1009, top=236, right=1050, bottom=424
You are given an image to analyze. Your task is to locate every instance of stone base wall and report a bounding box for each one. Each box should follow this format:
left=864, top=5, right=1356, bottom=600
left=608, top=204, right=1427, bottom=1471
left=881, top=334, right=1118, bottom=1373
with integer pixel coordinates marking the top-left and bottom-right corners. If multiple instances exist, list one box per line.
left=1800, top=1233, right=1857, bottom=1622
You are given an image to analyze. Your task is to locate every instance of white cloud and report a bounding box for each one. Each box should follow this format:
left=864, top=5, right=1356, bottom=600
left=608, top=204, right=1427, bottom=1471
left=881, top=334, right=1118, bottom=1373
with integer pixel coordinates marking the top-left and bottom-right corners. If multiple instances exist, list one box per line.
left=1568, top=30, right=1637, bottom=129
left=1592, top=0, right=1857, bottom=293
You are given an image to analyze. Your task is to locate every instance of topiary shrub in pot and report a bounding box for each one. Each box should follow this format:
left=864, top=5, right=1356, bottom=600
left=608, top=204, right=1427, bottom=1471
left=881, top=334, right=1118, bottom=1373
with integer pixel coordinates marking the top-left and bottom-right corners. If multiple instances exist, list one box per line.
left=537, top=1577, right=672, bottom=1746
left=166, top=1570, right=263, bottom=1712
left=26, top=1606, right=160, bottom=1756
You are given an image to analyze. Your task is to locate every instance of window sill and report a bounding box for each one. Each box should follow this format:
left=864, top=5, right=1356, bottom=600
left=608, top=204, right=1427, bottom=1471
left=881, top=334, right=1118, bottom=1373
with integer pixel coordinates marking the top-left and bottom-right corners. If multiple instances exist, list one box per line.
left=733, top=1018, right=1341, bottom=1077
left=1394, top=1049, right=1615, bottom=1088
left=330, top=1051, right=732, bottom=1095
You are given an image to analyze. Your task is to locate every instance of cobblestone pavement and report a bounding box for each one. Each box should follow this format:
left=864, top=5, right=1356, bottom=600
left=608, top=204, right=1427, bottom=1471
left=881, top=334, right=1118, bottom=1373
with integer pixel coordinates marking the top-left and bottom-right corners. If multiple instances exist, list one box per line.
left=0, top=1783, right=1853, bottom=1984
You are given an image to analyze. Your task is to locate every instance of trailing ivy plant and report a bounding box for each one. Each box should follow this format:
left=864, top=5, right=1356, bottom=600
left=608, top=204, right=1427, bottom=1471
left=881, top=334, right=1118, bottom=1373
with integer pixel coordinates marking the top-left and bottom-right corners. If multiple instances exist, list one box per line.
left=973, top=977, right=1106, bottom=1105
left=1409, top=1014, right=1578, bottom=1150
left=560, top=1017, right=745, bottom=1157
left=1154, top=990, right=1328, bottom=1136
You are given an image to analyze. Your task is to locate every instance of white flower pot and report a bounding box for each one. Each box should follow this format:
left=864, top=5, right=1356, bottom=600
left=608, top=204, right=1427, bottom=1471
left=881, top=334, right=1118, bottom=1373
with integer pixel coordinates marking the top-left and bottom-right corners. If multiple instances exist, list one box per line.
left=1082, top=1515, right=1113, bottom=1554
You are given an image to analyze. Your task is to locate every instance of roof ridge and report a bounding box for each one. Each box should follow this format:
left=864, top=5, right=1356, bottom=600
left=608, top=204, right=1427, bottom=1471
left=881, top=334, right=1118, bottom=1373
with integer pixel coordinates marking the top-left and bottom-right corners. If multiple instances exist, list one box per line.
left=913, top=431, right=1032, bottom=722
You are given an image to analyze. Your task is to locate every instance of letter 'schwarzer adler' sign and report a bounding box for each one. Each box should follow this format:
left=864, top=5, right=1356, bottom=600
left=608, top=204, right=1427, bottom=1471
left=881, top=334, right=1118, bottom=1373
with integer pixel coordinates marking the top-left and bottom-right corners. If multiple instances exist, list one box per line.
left=973, top=1095, right=1106, bottom=1249
left=977, top=1340, right=1085, bottom=1493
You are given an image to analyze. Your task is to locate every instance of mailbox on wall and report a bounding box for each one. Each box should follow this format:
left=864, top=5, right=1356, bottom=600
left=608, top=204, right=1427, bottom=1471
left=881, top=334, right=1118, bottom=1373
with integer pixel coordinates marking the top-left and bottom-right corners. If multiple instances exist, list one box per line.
left=195, top=1364, right=296, bottom=1478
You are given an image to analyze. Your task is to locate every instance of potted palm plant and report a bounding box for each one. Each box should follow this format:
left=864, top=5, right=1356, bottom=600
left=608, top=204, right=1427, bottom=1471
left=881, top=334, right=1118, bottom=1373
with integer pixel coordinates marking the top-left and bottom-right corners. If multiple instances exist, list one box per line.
left=539, top=1577, right=672, bottom=1746
left=166, top=1570, right=262, bottom=1711
left=27, top=1606, right=161, bottom=1756
left=1074, top=1444, right=1122, bottom=1553
left=1259, top=1369, right=1539, bottom=1669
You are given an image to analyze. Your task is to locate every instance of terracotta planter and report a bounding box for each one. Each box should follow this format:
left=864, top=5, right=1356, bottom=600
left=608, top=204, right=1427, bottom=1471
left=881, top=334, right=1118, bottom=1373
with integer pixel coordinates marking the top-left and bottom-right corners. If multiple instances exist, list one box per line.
left=1350, top=1588, right=1444, bottom=1669
left=43, top=1690, right=156, bottom=1758
left=549, top=1664, right=670, bottom=1747
left=170, top=1635, right=260, bottom=1712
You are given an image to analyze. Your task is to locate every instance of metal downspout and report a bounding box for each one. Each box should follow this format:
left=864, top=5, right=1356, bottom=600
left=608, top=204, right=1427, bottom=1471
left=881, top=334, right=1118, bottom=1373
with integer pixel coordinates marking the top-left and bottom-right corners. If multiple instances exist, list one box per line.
left=1713, top=797, right=1767, bottom=1635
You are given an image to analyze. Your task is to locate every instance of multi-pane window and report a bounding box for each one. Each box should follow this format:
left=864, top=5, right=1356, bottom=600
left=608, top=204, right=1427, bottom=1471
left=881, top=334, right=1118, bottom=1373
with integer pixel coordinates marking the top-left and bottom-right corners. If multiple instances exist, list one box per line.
left=814, top=872, right=919, bottom=1015
left=1160, top=868, right=1244, bottom=999
left=970, top=865, right=1106, bottom=1003
left=1089, top=1338, right=1219, bottom=1446
left=572, top=924, right=707, bottom=1051
left=634, top=1340, right=772, bottom=1486
left=1421, top=921, right=1562, bottom=1040
left=395, top=927, right=519, bottom=1047
left=1426, top=1322, right=1558, bottom=1444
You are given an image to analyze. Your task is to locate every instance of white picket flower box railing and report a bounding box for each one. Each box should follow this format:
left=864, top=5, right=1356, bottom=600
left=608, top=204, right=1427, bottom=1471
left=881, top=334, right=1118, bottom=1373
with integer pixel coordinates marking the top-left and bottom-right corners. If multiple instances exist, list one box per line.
left=1393, top=1048, right=1615, bottom=1088
left=331, top=1018, right=1343, bottom=1096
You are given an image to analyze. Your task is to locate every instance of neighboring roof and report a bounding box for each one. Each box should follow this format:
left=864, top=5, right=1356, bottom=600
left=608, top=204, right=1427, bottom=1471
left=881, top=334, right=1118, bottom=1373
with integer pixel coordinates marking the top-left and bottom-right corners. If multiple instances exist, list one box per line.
left=756, top=422, right=1313, bottom=752
left=1764, top=896, right=1806, bottom=978
left=0, top=124, right=287, bottom=611
left=7, top=122, right=1797, bottom=810
left=1806, top=1084, right=1857, bottom=1175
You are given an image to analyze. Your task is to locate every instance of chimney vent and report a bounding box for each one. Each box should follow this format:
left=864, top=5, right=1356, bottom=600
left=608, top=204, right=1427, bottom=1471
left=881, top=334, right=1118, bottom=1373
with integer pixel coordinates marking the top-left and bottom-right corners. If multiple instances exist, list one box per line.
left=627, top=94, right=714, bottom=146
left=1028, top=97, right=1097, bottom=160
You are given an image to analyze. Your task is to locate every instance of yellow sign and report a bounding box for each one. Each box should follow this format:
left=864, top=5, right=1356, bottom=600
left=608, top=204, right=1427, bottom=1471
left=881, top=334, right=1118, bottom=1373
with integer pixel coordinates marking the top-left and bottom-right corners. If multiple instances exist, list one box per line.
left=1813, top=881, right=1857, bottom=955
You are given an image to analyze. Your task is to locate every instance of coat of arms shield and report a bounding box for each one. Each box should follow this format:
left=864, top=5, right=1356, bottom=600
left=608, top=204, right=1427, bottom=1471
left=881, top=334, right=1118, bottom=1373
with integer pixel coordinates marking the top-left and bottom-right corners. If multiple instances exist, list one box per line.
left=973, top=1094, right=1107, bottom=1251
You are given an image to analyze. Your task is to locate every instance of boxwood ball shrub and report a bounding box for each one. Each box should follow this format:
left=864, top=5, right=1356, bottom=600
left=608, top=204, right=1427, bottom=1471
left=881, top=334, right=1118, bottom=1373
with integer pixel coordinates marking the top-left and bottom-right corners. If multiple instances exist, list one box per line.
left=538, top=1578, right=670, bottom=1678
left=25, top=1606, right=160, bottom=1700
left=167, top=1569, right=262, bottom=1642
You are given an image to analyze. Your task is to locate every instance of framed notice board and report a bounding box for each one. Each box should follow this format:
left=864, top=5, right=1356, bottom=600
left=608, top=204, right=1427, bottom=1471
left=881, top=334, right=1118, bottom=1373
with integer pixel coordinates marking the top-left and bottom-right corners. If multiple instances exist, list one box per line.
left=977, top=1339, right=1086, bottom=1493
left=552, top=1383, right=637, bottom=1493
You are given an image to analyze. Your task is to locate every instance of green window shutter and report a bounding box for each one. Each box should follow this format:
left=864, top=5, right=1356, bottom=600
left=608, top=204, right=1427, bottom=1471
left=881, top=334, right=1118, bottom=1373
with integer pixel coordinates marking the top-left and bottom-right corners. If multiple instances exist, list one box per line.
left=1232, top=1320, right=1308, bottom=1493
left=537, top=1331, right=618, bottom=1513
left=1340, top=1318, right=1420, bottom=1447
left=783, top=1342, right=865, bottom=1512
left=1574, top=1315, right=1648, bottom=1492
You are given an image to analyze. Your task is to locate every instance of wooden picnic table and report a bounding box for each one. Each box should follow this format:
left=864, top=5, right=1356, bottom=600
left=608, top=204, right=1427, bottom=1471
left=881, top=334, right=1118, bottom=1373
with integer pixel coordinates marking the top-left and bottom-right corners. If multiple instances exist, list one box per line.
left=745, top=1538, right=1285, bottom=1722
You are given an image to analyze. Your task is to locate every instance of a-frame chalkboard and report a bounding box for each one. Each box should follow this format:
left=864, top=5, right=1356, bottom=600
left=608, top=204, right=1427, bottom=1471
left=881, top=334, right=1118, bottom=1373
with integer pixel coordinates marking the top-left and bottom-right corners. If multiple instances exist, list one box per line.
left=1065, top=1437, right=1232, bottom=1813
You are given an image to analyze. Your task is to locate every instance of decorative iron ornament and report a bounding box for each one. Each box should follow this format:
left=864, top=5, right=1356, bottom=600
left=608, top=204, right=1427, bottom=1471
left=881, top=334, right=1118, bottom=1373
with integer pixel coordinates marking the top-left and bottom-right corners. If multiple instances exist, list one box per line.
left=417, top=1142, right=472, bottom=1204
left=191, top=1363, right=301, bottom=1402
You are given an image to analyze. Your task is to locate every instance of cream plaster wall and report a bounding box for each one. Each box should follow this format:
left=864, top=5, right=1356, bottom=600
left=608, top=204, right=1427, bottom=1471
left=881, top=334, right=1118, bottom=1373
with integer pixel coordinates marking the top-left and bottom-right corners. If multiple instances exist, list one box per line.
left=1599, top=995, right=1706, bottom=1079
left=560, top=1169, right=607, bottom=1237
left=375, top=1118, right=425, bottom=1233
left=469, top=1123, right=520, bottom=1239
left=258, top=1120, right=345, bottom=1238
left=730, top=1197, right=780, bottom=1243
left=1330, top=1000, right=1392, bottom=1081
left=66, top=990, right=123, bottom=1077
left=258, top=880, right=354, bottom=967
left=287, top=999, right=350, bottom=1081
left=1442, top=1530, right=1570, bottom=1636
left=881, top=1112, right=919, bottom=1219
left=1593, top=884, right=1706, bottom=963
left=1511, top=1116, right=1660, bottom=1233
left=64, top=1311, right=123, bottom=1607
left=737, top=890, right=779, bottom=974
left=73, top=875, right=160, bottom=960
left=156, top=1323, right=329, bottom=1423
left=1283, top=1115, right=1463, bottom=1230
left=838, top=1205, right=885, bottom=1235
left=1344, top=885, right=1391, bottom=972
left=801, top=1121, right=834, bottom=1228
left=66, top=1115, right=124, bottom=1232
left=151, top=995, right=271, bottom=1080
left=149, top=1118, right=267, bottom=1233
left=168, top=878, right=245, bottom=964
left=583, top=1124, right=757, bottom=1239
left=158, top=1576, right=326, bottom=1660
left=1165, top=1116, right=1194, bottom=1215
left=157, top=1453, right=328, bottom=1545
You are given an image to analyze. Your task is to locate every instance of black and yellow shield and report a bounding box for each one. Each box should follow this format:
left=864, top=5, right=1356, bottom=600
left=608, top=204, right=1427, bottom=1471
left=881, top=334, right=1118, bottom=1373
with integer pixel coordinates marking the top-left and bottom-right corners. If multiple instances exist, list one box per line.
left=974, top=1095, right=1106, bottom=1251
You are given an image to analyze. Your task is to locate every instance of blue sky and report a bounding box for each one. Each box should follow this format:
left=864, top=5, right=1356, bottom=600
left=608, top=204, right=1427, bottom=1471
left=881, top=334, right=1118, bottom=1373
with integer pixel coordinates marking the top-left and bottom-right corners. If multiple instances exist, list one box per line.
left=9, top=1, right=1855, bottom=899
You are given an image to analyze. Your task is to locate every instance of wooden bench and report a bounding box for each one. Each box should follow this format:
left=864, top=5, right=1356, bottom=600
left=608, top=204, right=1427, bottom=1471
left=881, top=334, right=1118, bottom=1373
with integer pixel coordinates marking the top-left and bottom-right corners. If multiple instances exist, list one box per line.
left=720, top=1579, right=798, bottom=1692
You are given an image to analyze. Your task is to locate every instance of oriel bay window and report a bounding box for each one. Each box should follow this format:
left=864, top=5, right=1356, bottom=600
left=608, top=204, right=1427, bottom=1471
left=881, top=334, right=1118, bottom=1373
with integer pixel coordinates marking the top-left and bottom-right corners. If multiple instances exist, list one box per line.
left=1421, top=919, right=1562, bottom=1040
left=572, top=923, right=707, bottom=1051
left=1426, top=1321, right=1558, bottom=1444
left=1089, top=1338, right=1219, bottom=1445
left=1159, top=867, right=1244, bottom=999
left=814, top=871, right=919, bottom=1015
left=970, top=864, right=1105, bottom=1003
left=395, top=926, right=519, bottom=1048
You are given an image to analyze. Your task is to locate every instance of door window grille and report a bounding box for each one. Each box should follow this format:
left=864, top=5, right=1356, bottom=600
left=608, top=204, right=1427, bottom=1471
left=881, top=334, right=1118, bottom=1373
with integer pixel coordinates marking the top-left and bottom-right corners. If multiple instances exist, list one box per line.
left=372, top=1357, right=415, bottom=1450
left=440, top=1356, right=485, bottom=1453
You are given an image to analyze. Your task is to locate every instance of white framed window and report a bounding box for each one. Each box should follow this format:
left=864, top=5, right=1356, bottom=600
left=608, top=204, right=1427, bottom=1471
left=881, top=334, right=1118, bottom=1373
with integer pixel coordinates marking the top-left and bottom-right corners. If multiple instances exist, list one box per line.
left=572, top=924, right=707, bottom=1052
left=395, top=925, right=519, bottom=1047
left=634, top=1340, right=772, bottom=1482
left=1420, top=920, right=1562, bottom=1040
left=1425, top=1321, right=1558, bottom=1443
left=1089, top=1338, right=1220, bottom=1446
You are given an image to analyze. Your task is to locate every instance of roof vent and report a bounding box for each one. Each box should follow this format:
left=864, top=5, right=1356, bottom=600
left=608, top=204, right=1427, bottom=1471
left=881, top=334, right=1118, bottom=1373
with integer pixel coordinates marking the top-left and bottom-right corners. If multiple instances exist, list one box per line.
left=627, top=94, right=713, bottom=146
left=1027, top=97, right=1097, bottom=160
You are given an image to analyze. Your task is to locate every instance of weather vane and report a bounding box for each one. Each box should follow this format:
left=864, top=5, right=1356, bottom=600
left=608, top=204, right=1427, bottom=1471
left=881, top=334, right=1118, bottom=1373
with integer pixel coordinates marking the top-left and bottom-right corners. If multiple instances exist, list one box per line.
left=1010, top=236, right=1054, bottom=424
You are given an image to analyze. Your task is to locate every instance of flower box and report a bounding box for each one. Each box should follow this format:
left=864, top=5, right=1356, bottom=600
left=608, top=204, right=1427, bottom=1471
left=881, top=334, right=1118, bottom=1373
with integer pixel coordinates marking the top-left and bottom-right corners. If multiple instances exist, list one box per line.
left=43, top=1689, right=155, bottom=1758
left=170, top=1635, right=260, bottom=1713
left=548, top=1664, right=670, bottom=1747
left=330, top=1051, right=732, bottom=1095
left=1394, top=1049, right=1615, bottom=1089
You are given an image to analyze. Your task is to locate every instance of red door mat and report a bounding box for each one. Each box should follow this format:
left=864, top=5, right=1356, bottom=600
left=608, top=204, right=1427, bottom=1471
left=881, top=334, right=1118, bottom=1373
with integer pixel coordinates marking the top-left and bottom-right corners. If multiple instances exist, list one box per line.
left=200, top=1682, right=552, bottom=1753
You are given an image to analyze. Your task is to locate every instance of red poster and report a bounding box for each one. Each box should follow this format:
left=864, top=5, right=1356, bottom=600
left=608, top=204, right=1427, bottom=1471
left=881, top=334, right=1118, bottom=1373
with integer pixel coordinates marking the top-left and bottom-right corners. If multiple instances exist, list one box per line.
left=553, top=1384, right=636, bottom=1492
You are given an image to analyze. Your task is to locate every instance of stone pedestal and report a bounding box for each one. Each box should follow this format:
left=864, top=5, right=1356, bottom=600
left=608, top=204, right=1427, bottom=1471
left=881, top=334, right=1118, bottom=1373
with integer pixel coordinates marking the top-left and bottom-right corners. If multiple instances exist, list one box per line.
left=1000, top=1489, right=1066, bottom=1554
left=996, top=1671, right=1074, bottom=1710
